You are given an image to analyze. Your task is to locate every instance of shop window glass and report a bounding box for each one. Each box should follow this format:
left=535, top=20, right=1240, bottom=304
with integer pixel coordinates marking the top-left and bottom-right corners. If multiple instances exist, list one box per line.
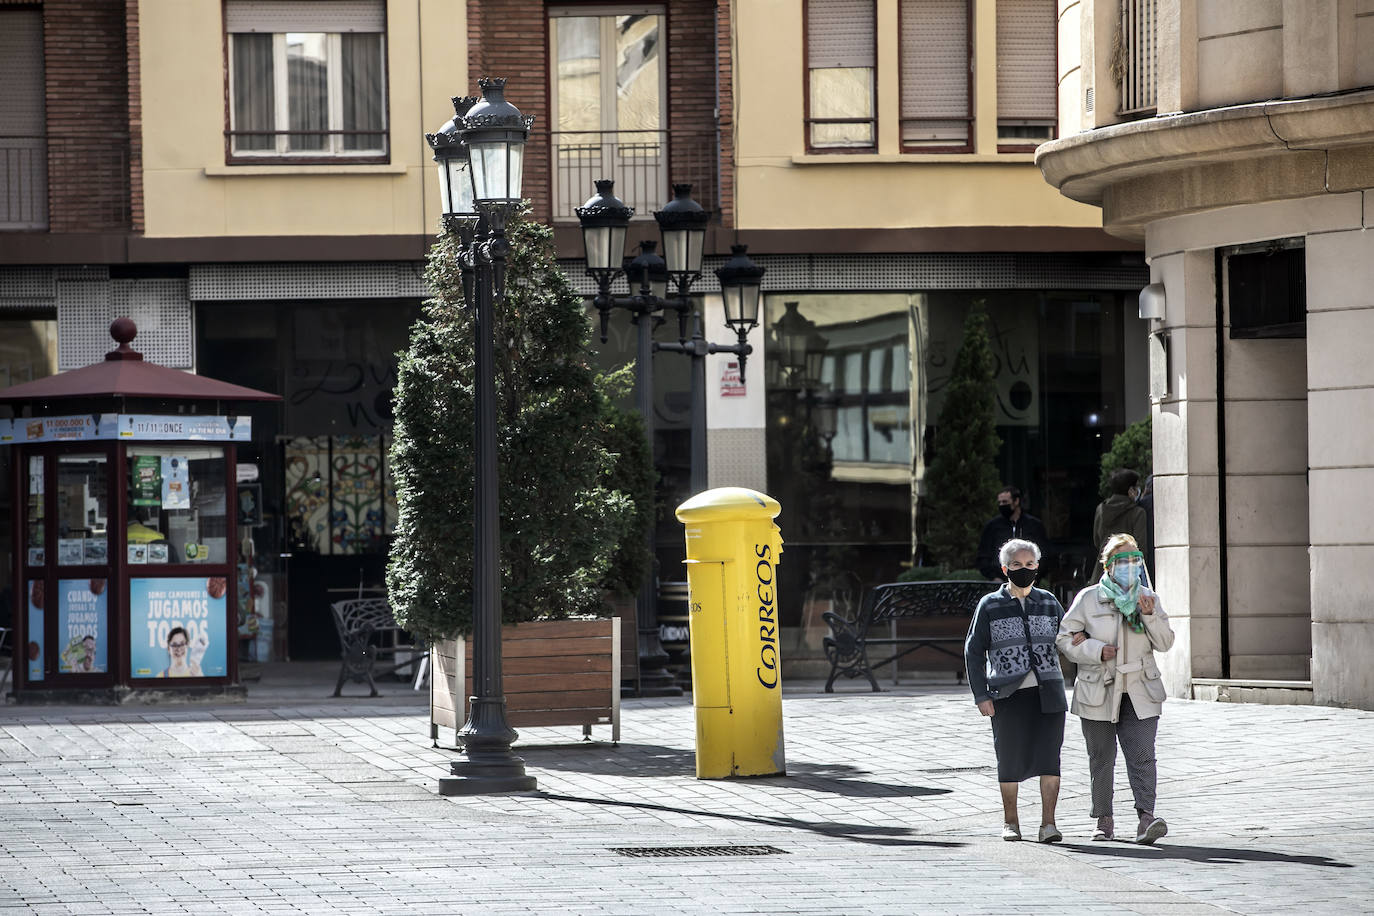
left=764, top=289, right=1132, bottom=630
left=25, top=454, right=44, bottom=567
left=55, top=454, right=109, bottom=566
left=125, top=446, right=227, bottom=565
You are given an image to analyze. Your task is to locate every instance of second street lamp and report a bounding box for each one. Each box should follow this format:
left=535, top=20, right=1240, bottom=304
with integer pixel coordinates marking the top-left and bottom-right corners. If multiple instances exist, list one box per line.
left=656, top=244, right=765, bottom=495
left=429, top=77, right=537, bottom=796
left=576, top=179, right=683, bottom=697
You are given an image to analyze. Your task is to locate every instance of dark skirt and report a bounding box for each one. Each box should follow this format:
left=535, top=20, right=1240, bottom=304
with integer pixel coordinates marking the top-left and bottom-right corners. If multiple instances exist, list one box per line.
left=990, top=686, right=1065, bottom=782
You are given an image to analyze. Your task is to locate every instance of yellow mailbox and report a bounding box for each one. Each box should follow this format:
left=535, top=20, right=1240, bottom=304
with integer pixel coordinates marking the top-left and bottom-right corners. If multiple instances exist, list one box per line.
left=674, top=487, right=785, bottom=779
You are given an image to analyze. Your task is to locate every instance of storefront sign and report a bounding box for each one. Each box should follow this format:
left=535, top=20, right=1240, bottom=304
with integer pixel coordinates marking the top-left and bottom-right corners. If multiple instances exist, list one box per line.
left=128, top=577, right=228, bottom=679
left=26, top=581, right=44, bottom=682
left=57, top=579, right=108, bottom=674
left=0, top=415, right=117, bottom=443
left=719, top=360, right=747, bottom=398
left=0, top=414, right=251, bottom=443
left=119, top=415, right=251, bottom=442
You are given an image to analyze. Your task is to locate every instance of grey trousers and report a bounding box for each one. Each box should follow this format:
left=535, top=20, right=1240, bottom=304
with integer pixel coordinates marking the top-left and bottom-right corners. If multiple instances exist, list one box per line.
left=1080, top=695, right=1159, bottom=818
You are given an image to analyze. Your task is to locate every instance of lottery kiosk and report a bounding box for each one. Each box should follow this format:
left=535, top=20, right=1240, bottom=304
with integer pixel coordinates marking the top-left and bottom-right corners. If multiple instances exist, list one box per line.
left=2, top=318, right=279, bottom=702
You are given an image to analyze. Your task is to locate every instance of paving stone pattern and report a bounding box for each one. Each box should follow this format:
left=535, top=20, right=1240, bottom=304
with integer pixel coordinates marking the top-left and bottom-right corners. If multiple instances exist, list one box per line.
left=1, top=674, right=1371, bottom=915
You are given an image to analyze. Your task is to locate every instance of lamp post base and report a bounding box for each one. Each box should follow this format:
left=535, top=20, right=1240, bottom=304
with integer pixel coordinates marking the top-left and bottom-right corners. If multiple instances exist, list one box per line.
left=636, top=627, right=683, bottom=697
left=636, top=667, right=684, bottom=697
left=439, top=759, right=538, bottom=796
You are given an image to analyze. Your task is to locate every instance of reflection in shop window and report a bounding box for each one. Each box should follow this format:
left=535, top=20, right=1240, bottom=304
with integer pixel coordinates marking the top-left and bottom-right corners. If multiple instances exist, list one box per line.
left=56, top=454, right=109, bottom=566
left=284, top=435, right=394, bottom=555
left=125, top=446, right=227, bottom=564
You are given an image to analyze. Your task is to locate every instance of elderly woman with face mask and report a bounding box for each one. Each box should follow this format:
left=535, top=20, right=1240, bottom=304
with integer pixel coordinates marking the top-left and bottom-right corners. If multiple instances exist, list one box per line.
left=965, top=538, right=1068, bottom=843
left=1056, top=533, right=1175, bottom=844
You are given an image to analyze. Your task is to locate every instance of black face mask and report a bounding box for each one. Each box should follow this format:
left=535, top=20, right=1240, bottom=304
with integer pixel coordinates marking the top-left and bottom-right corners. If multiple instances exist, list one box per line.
left=998, top=504, right=1014, bottom=520
left=1006, top=567, right=1038, bottom=588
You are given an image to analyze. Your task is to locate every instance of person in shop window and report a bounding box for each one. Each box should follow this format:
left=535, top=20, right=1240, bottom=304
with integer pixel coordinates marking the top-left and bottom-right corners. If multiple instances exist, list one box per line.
left=976, top=486, right=1051, bottom=581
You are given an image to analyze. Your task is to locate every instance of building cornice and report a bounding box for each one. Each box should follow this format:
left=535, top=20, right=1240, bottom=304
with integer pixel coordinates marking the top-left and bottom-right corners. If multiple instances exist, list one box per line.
left=1036, top=89, right=1374, bottom=234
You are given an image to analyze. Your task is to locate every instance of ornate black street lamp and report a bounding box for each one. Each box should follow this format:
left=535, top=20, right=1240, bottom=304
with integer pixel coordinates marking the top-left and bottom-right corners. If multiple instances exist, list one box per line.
left=575, top=181, right=764, bottom=695
left=657, top=244, right=764, bottom=494
left=427, top=78, right=537, bottom=796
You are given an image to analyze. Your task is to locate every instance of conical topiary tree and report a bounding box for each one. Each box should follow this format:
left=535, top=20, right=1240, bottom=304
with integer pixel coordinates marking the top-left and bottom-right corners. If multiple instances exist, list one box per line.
left=386, top=211, right=646, bottom=640
left=924, top=301, right=1003, bottom=568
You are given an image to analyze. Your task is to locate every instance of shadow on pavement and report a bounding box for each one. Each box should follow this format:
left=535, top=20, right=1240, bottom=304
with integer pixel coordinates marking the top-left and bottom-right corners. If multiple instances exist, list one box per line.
left=1061, top=842, right=1354, bottom=868
left=518, top=744, right=953, bottom=797
left=538, top=791, right=966, bottom=848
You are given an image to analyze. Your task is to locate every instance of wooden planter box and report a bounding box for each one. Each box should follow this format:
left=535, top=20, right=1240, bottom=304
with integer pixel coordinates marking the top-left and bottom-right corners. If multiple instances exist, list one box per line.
left=430, top=617, right=621, bottom=745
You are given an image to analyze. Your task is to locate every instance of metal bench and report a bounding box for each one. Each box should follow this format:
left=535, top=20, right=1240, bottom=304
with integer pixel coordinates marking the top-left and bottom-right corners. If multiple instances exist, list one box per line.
left=330, top=598, right=426, bottom=697
left=823, top=580, right=998, bottom=692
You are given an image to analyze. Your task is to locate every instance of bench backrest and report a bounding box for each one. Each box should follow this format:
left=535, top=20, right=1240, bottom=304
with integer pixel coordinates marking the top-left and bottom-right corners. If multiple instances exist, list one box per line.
left=331, top=598, right=398, bottom=636
left=861, top=580, right=999, bottom=633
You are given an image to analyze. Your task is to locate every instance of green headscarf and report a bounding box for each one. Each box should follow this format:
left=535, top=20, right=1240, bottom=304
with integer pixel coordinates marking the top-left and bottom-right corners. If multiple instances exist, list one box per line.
left=1099, top=550, right=1147, bottom=634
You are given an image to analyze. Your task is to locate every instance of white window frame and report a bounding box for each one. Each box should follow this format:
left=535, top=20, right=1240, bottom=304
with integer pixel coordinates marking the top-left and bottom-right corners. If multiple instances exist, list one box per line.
left=227, top=30, right=388, bottom=159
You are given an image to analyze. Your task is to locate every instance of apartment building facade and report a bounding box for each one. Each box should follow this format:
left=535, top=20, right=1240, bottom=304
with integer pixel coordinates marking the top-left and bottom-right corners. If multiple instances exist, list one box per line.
left=1038, top=0, right=1374, bottom=709
left=3, top=0, right=1149, bottom=669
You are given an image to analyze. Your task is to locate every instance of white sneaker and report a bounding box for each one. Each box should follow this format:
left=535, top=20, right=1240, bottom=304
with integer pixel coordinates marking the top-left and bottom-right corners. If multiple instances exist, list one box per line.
left=1001, top=823, right=1022, bottom=841
left=1037, top=824, right=1062, bottom=844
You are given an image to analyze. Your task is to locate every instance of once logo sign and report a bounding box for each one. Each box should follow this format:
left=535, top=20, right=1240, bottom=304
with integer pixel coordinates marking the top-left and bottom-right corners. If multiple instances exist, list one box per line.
left=755, top=543, right=778, bottom=688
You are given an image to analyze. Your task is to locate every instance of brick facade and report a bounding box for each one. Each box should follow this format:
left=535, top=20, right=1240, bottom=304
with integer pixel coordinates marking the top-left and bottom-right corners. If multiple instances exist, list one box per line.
left=43, top=0, right=132, bottom=233
left=125, top=0, right=143, bottom=233
left=466, top=0, right=729, bottom=227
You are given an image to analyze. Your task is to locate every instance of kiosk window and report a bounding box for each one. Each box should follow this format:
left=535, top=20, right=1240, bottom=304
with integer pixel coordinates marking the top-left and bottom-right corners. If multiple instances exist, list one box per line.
left=55, top=454, right=109, bottom=566
left=126, top=446, right=227, bottom=564
left=25, top=455, right=45, bottom=567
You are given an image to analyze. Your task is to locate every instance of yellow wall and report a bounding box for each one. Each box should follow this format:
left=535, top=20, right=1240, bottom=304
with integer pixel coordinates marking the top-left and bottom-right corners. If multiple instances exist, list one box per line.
left=138, top=0, right=468, bottom=238
left=733, top=0, right=1102, bottom=230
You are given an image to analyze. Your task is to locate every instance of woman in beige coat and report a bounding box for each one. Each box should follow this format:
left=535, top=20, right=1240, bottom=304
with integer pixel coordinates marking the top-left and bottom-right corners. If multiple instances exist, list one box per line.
left=1056, top=533, right=1175, bottom=844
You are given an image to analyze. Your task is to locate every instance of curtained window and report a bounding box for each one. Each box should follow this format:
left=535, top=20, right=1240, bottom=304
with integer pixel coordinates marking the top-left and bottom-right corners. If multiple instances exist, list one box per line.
left=806, top=0, right=876, bottom=150
left=226, top=1, right=387, bottom=159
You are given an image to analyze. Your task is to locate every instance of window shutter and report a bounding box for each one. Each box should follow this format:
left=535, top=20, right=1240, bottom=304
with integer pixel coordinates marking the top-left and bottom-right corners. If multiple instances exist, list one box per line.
left=899, top=0, right=968, bottom=121
left=225, top=0, right=385, bottom=33
left=808, top=0, right=876, bottom=70
left=997, top=0, right=1056, bottom=120
left=0, top=9, right=45, bottom=136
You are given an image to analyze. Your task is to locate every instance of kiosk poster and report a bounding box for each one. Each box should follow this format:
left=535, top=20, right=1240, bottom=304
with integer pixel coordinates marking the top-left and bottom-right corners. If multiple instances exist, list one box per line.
left=129, top=577, right=228, bottom=679
left=57, top=579, right=108, bottom=674
left=132, top=455, right=161, bottom=506
left=161, top=456, right=189, bottom=510
left=27, top=581, right=44, bottom=682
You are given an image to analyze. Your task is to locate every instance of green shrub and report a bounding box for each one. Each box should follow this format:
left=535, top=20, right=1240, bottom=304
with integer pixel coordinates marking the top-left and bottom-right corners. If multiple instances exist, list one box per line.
left=923, top=301, right=1003, bottom=568
left=386, top=213, right=646, bottom=639
left=1098, top=417, right=1152, bottom=499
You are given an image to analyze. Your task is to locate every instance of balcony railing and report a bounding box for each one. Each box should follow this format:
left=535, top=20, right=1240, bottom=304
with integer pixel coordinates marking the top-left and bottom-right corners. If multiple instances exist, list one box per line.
left=544, top=129, right=719, bottom=222
left=1117, top=0, right=1158, bottom=118
left=1, top=135, right=48, bottom=230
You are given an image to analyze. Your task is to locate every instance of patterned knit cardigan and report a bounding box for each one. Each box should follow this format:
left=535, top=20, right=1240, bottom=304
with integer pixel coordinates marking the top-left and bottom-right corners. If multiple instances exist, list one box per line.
left=964, top=584, right=1068, bottom=713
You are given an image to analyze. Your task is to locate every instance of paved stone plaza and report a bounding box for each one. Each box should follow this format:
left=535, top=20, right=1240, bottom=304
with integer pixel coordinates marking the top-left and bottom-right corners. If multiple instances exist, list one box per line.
left=1, top=666, right=1371, bottom=915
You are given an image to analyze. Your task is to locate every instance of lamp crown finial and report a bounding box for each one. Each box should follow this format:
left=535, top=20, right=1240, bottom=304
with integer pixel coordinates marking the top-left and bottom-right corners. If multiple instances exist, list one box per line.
left=672, top=183, right=693, bottom=197
left=594, top=178, right=615, bottom=194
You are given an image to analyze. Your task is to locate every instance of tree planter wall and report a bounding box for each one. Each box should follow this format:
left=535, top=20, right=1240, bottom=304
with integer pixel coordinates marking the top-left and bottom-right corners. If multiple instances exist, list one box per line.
left=430, top=617, right=621, bottom=745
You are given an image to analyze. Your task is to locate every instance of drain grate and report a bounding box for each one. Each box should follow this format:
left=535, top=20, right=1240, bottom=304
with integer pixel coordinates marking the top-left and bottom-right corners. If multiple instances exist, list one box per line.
left=611, top=845, right=788, bottom=858
left=921, top=766, right=992, bottom=774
